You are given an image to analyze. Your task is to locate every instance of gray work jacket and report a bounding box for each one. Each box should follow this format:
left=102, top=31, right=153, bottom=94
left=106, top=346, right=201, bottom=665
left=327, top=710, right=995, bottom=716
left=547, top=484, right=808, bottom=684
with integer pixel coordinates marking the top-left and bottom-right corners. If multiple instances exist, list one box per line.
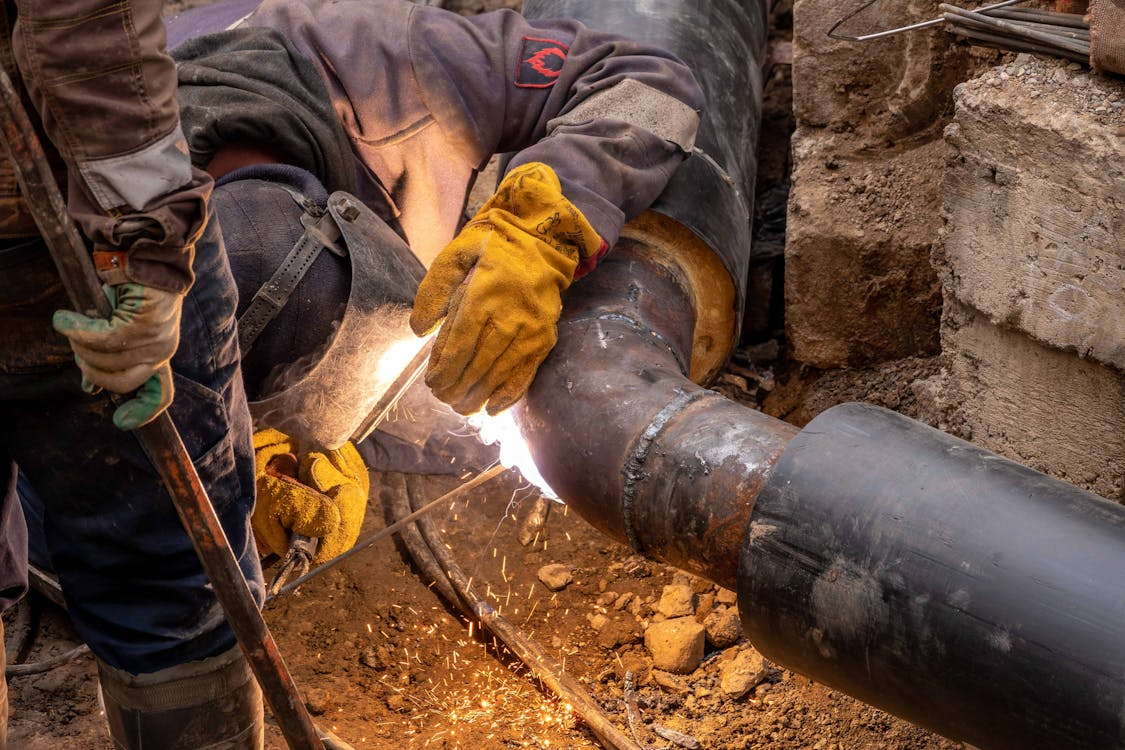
left=170, top=0, right=704, bottom=267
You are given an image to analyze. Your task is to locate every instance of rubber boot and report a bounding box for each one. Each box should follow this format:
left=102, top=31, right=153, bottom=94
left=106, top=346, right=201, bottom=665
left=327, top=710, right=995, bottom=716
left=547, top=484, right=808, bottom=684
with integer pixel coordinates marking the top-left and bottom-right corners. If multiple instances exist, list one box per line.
left=97, top=646, right=263, bottom=750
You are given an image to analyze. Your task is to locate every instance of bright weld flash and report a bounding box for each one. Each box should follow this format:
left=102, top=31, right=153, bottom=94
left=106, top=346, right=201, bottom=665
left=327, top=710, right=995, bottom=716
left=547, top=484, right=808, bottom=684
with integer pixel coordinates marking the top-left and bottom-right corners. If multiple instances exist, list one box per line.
left=375, top=335, right=431, bottom=383
left=467, top=409, right=559, bottom=500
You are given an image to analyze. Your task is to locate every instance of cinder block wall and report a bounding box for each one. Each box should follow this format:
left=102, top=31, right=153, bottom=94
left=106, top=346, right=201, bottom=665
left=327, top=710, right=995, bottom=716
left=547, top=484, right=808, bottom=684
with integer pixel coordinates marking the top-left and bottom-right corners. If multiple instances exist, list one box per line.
left=935, top=57, right=1125, bottom=501
left=785, top=0, right=978, bottom=368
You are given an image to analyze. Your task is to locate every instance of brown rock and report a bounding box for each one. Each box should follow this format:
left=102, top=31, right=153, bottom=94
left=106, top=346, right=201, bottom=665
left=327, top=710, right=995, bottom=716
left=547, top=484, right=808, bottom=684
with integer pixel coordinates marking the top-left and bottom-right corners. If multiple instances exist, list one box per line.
left=596, top=611, right=643, bottom=650
left=657, top=584, right=696, bottom=618
left=537, top=563, right=572, bottom=591
left=715, top=587, right=738, bottom=606
left=652, top=669, right=690, bottom=694
left=720, top=648, right=769, bottom=698
left=704, top=608, right=743, bottom=649
left=645, top=617, right=706, bottom=674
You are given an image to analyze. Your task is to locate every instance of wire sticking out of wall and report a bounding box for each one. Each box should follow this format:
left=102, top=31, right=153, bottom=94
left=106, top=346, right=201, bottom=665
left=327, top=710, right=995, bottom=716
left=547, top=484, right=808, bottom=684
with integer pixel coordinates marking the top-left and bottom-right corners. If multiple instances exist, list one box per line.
left=829, top=0, right=1091, bottom=66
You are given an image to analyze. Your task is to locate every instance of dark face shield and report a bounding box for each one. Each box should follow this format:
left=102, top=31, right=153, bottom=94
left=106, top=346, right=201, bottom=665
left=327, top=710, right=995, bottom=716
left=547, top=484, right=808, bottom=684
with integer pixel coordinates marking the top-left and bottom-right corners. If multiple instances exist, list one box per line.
left=215, top=164, right=426, bottom=450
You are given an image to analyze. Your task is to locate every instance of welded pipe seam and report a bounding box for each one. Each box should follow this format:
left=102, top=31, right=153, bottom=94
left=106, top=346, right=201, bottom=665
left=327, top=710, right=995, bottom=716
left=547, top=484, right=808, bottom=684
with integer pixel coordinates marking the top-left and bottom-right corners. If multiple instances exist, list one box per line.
left=620, top=387, right=723, bottom=554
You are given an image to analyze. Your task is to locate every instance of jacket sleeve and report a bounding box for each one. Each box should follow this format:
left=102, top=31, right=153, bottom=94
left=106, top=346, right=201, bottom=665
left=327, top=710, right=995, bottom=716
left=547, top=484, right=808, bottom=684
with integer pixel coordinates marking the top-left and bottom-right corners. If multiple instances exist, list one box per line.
left=407, top=5, right=705, bottom=248
left=11, top=0, right=210, bottom=293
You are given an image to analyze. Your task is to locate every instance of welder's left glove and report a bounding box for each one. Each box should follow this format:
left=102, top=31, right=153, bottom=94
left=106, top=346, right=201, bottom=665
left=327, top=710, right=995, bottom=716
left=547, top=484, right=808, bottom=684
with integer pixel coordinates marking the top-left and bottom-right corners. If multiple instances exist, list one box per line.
left=252, top=429, right=370, bottom=564
left=410, top=162, right=605, bottom=416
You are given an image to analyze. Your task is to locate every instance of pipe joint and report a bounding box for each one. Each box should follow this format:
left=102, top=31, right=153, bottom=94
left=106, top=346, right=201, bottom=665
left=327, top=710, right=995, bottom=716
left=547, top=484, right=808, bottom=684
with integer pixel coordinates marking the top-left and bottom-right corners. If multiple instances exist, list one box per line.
left=621, top=387, right=717, bottom=553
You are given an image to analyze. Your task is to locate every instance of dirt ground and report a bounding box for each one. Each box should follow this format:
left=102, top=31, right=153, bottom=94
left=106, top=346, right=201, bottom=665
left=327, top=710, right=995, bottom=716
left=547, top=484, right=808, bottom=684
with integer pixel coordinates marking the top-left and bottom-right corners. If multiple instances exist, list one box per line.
left=5, top=1, right=975, bottom=749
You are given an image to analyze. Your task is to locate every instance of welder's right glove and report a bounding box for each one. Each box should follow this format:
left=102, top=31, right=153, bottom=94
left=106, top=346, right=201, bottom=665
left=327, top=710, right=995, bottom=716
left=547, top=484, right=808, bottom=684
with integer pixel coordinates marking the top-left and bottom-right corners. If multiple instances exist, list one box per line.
left=410, top=162, right=606, bottom=416
left=252, top=429, right=370, bottom=564
left=52, top=282, right=182, bottom=430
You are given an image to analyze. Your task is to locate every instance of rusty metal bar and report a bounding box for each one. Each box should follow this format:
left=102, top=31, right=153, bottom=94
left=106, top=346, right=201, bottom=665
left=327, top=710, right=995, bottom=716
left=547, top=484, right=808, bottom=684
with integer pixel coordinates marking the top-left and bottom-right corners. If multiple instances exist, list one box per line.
left=0, top=65, right=327, bottom=750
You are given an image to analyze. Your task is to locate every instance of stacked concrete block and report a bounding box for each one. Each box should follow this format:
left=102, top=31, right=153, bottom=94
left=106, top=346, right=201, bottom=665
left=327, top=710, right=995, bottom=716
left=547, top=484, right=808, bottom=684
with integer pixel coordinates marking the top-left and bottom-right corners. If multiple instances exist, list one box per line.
left=936, top=57, right=1125, bottom=501
left=785, top=0, right=979, bottom=368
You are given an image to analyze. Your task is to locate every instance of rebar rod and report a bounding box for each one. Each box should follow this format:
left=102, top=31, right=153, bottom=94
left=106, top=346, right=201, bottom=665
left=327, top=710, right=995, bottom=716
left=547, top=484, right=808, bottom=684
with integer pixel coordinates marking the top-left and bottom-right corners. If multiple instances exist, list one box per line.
left=948, top=26, right=1091, bottom=62
left=941, top=4, right=1091, bottom=56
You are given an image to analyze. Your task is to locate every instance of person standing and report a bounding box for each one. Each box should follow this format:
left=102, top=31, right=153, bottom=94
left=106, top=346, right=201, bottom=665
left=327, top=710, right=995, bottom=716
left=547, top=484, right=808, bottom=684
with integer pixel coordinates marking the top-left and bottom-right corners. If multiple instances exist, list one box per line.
left=0, top=2, right=265, bottom=747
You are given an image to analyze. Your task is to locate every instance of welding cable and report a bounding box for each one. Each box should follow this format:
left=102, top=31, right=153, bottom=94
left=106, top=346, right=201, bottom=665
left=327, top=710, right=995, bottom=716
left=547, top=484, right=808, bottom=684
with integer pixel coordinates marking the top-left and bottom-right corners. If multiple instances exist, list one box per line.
left=6, top=643, right=90, bottom=678
left=2, top=589, right=92, bottom=679
left=380, top=472, right=460, bottom=606
left=388, top=475, right=643, bottom=750
left=4, top=594, right=38, bottom=666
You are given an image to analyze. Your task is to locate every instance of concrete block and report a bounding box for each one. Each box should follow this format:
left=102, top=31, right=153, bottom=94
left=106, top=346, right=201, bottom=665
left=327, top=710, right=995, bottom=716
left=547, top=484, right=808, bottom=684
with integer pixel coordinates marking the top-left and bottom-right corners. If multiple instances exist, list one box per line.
left=785, top=0, right=981, bottom=368
left=785, top=136, right=942, bottom=367
left=939, top=58, right=1125, bottom=370
left=940, top=298, right=1125, bottom=502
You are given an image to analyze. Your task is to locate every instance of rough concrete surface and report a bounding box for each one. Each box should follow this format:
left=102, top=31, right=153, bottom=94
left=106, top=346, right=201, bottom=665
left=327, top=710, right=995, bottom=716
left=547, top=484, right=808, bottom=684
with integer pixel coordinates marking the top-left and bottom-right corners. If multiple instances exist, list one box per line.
left=785, top=0, right=986, bottom=368
left=786, top=136, right=944, bottom=367
left=941, top=298, right=1125, bottom=501
left=940, top=56, right=1125, bottom=370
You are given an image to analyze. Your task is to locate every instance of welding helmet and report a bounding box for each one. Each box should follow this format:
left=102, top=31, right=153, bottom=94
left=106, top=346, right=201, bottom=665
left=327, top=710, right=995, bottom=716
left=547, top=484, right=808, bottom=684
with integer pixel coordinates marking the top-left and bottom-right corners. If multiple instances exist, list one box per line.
left=214, top=163, right=426, bottom=449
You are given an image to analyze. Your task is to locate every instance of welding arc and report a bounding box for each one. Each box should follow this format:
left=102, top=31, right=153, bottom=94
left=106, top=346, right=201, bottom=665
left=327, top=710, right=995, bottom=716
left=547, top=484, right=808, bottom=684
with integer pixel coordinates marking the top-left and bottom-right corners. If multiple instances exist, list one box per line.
left=267, top=464, right=508, bottom=600
left=383, top=474, right=643, bottom=750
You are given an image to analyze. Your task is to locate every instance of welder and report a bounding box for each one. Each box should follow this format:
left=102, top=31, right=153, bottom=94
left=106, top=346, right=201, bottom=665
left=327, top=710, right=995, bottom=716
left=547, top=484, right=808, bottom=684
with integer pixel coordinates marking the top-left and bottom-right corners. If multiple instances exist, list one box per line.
left=9, top=0, right=704, bottom=747
left=161, top=0, right=704, bottom=600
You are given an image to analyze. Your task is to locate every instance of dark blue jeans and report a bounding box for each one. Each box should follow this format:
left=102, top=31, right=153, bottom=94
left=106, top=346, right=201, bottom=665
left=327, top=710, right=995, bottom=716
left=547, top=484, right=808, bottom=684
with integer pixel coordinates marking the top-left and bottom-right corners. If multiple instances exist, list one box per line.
left=0, top=214, right=263, bottom=674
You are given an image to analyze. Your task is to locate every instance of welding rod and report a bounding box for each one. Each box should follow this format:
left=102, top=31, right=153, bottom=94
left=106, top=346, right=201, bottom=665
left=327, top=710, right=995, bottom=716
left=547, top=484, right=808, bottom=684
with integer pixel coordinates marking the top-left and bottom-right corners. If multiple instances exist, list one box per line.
left=269, top=463, right=508, bottom=599
left=0, top=66, right=328, bottom=750
left=350, top=337, right=434, bottom=445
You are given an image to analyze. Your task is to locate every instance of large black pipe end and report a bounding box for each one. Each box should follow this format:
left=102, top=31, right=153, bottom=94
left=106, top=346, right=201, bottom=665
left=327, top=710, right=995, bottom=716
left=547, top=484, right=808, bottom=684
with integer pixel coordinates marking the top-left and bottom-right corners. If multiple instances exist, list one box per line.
left=738, top=403, right=1125, bottom=750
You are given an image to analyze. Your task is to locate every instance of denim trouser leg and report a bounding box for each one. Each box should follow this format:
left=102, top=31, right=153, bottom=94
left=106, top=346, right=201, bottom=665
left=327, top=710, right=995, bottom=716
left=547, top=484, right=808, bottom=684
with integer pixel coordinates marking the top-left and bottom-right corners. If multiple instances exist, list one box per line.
left=0, top=215, right=263, bottom=674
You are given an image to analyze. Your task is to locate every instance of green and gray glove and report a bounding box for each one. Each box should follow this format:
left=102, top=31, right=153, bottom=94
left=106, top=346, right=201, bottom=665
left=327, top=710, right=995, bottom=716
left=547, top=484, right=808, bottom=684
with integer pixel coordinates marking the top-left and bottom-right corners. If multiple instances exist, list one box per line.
left=52, top=282, right=182, bottom=430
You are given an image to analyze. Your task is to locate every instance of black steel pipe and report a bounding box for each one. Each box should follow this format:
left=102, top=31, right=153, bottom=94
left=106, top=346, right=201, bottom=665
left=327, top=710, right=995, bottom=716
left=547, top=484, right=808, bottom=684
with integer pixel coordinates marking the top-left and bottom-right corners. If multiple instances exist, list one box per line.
left=518, top=244, right=796, bottom=591
left=740, top=404, right=1125, bottom=750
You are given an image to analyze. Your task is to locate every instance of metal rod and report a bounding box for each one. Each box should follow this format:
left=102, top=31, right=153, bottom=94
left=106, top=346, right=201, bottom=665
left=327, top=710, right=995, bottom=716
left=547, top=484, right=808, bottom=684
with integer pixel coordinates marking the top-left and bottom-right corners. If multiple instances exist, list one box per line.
left=978, top=15, right=1090, bottom=39
left=350, top=338, right=433, bottom=444
left=269, top=464, right=508, bottom=599
left=828, top=0, right=1026, bottom=42
left=941, top=4, right=1091, bottom=56
left=0, top=65, right=326, bottom=750
left=947, top=25, right=1091, bottom=62
left=987, top=7, right=1089, bottom=28
left=944, top=16, right=1090, bottom=55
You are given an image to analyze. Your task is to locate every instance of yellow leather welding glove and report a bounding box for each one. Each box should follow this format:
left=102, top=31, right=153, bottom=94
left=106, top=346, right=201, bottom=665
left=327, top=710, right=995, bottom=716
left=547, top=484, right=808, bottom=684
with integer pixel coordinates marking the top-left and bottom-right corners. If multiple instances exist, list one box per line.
left=251, top=428, right=370, bottom=564
left=52, top=282, right=181, bottom=430
left=410, top=162, right=604, bottom=416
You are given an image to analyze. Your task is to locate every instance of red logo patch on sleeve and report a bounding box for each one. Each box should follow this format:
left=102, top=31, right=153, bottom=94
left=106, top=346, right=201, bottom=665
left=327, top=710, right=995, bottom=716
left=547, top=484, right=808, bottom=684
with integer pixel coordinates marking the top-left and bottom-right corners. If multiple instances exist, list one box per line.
left=516, top=36, right=569, bottom=88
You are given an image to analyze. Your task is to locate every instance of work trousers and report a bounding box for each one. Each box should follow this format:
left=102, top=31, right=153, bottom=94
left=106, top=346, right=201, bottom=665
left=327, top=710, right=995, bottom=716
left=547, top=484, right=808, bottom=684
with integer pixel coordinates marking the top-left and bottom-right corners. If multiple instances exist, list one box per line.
left=0, top=218, right=264, bottom=674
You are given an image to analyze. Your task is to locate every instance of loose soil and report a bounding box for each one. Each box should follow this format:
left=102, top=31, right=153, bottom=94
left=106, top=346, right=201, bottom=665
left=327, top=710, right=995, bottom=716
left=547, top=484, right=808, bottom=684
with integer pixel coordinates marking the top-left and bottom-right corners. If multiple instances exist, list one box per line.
left=6, top=465, right=961, bottom=750
left=6, top=1, right=968, bottom=749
